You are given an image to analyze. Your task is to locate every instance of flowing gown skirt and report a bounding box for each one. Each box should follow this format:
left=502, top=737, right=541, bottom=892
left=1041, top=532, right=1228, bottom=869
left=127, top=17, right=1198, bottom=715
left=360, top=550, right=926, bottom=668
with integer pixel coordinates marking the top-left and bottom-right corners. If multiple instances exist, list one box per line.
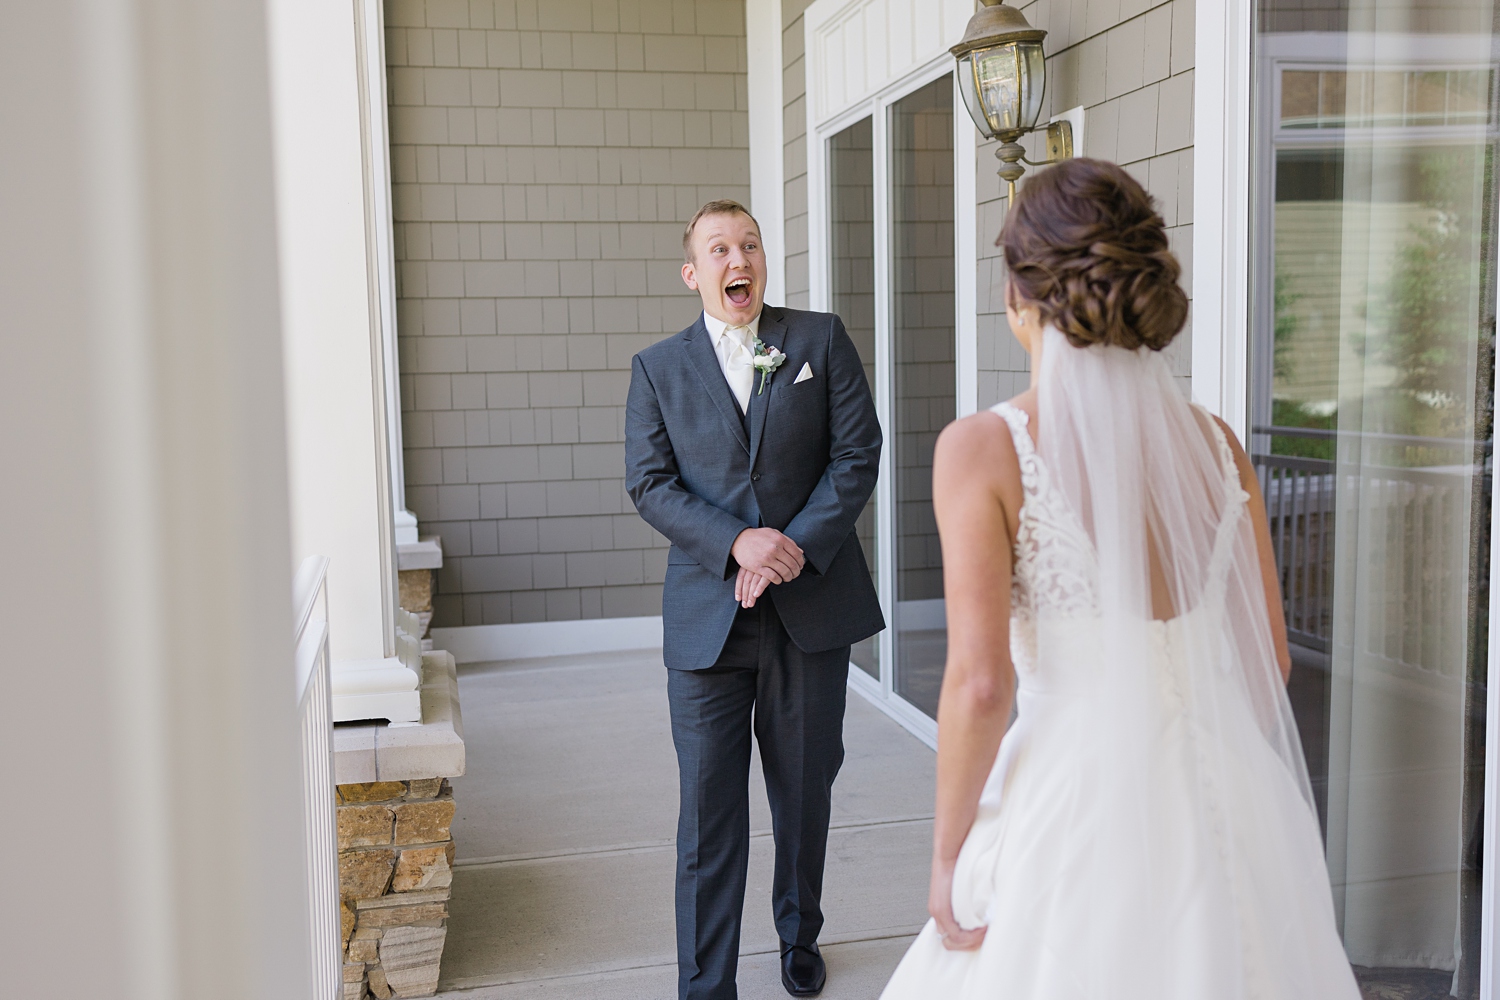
left=880, top=615, right=1361, bottom=1000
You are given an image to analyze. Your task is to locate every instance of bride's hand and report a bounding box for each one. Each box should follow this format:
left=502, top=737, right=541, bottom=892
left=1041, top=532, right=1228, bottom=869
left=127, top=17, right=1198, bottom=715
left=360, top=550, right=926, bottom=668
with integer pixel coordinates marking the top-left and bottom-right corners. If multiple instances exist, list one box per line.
left=928, top=859, right=986, bottom=951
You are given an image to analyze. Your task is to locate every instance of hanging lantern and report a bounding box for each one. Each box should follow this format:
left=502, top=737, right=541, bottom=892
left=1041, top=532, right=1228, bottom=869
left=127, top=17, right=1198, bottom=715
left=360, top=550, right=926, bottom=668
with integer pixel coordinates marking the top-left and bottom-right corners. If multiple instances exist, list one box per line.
left=950, top=1, right=1071, bottom=201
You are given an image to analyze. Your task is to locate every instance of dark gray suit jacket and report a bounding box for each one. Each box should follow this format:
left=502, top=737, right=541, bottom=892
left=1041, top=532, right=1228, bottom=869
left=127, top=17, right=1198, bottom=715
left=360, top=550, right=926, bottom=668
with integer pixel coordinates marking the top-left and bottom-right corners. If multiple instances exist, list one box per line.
left=625, top=305, right=885, bottom=671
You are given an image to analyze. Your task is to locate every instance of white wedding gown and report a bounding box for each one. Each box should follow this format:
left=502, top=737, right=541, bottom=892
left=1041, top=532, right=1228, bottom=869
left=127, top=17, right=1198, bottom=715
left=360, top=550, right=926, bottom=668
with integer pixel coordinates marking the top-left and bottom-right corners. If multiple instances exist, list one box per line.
left=880, top=397, right=1361, bottom=1000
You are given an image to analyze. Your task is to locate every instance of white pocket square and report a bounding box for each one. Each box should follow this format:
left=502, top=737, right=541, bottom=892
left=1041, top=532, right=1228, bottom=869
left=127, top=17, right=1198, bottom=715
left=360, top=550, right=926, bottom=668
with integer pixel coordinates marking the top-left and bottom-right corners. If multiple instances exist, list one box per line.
left=794, top=362, right=814, bottom=384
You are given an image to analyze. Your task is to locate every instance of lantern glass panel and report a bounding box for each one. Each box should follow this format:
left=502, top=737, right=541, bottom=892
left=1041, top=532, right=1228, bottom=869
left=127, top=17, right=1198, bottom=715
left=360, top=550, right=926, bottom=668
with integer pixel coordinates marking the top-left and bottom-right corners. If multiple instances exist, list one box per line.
left=963, top=40, right=1046, bottom=138
left=956, top=53, right=988, bottom=134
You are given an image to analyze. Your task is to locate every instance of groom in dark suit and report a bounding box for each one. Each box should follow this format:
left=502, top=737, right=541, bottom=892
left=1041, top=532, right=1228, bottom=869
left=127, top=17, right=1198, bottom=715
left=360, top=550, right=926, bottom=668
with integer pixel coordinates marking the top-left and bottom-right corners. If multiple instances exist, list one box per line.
left=625, top=200, right=884, bottom=999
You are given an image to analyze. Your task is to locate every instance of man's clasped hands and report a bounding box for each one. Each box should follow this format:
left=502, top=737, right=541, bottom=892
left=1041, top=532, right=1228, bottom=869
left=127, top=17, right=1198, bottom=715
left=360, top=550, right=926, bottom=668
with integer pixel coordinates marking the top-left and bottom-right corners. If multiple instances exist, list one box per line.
left=731, top=527, right=805, bottom=609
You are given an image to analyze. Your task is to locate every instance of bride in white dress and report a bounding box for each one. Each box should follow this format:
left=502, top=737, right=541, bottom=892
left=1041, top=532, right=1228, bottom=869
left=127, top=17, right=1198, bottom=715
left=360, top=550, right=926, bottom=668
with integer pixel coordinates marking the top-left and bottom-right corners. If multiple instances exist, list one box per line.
left=880, top=159, right=1360, bottom=999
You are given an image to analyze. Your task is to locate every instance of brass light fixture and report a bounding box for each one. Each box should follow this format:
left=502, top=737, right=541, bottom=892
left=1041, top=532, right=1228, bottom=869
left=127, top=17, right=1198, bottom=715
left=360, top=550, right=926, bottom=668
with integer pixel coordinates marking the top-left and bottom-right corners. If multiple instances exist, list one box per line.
left=950, top=0, right=1073, bottom=202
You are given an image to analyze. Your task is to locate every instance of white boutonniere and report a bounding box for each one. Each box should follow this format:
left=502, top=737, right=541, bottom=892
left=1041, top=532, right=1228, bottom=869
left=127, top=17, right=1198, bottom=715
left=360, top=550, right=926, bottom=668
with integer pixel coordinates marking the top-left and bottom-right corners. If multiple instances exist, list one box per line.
left=751, top=338, right=787, bottom=395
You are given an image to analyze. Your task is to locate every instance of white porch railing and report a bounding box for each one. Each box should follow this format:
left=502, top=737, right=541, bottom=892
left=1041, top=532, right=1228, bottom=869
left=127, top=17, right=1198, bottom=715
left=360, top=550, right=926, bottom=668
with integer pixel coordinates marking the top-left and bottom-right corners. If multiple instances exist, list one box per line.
left=1253, top=437, right=1486, bottom=673
left=294, top=555, right=340, bottom=1000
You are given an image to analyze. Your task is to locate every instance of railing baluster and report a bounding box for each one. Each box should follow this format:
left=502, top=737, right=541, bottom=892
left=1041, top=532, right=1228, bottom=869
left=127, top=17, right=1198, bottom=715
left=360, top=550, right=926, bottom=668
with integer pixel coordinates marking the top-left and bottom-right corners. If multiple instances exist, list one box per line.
left=293, top=555, right=339, bottom=1000
left=1277, top=467, right=1292, bottom=614
left=1251, top=452, right=1336, bottom=653
left=1291, top=466, right=1304, bottom=635
left=1317, top=470, right=1331, bottom=642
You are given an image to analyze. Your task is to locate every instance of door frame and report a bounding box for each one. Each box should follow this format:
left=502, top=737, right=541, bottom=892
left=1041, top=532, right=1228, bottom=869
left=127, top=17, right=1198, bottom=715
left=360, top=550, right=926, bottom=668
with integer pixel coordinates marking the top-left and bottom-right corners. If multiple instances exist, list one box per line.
left=808, top=52, right=970, bottom=748
left=802, top=0, right=978, bottom=746
left=1202, top=1, right=1500, bottom=991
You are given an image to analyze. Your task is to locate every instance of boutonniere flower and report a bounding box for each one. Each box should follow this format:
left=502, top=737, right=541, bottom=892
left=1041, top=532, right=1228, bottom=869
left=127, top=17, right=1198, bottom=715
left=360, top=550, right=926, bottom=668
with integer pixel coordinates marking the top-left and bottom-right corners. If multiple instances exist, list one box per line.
left=751, top=339, right=787, bottom=395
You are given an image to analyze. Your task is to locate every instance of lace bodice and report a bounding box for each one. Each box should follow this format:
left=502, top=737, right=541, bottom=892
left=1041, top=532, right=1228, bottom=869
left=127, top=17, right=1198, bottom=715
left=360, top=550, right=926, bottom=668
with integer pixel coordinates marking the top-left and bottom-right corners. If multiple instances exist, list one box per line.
left=991, top=404, right=1097, bottom=675
left=990, top=401, right=1244, bottom=675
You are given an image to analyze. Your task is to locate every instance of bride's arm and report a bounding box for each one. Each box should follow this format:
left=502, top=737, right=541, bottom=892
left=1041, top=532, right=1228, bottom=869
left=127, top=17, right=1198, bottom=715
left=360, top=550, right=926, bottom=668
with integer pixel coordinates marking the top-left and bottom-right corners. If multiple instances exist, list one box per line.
left=1212, top=416, right=1293, bottom=684
left=927, top=412, right=1021, bottom=951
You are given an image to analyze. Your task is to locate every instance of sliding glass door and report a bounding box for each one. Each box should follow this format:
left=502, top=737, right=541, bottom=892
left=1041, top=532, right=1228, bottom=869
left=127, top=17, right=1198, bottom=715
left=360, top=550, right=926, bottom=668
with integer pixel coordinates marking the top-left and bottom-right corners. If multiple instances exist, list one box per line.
left=890, top=76, right=957, bottom=718
left=1251, top=4, right=1497, bottom=993
left=831, top=116, right=880, bottom=681
left=823, top=69, right=960, bottom=735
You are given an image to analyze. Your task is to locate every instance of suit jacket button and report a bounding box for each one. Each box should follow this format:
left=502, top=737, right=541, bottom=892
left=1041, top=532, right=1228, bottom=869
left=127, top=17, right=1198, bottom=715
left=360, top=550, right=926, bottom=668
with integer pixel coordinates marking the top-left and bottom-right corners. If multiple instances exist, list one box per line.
left=751, top=473, right=761, bottom=482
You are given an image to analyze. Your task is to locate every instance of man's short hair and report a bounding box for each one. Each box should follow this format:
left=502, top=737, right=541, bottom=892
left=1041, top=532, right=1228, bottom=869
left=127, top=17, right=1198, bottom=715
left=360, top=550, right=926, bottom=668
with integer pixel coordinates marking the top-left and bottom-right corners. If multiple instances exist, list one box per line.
left=683, top=199, right=759, bottom=264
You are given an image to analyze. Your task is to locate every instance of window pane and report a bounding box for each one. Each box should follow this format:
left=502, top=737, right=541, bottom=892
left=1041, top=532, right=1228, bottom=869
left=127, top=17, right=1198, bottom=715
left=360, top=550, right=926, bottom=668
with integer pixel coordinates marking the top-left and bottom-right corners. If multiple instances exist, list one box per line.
left=830, top=116, right=880, bottom=680
left=1253, top=4, right=1496, bottom=994
left=890, top=74, right=955, bottom=718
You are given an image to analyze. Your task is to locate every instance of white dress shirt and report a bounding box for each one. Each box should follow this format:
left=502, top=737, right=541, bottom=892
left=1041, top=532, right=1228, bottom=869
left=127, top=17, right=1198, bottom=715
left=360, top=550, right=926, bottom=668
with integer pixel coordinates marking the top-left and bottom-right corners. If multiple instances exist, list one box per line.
left=703, top=311, right=761, bottom=415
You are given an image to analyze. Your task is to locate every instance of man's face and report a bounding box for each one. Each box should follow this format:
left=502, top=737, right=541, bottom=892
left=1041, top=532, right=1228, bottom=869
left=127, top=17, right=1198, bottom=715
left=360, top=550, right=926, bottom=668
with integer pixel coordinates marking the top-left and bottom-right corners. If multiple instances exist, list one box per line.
left=682, top=212, right=767, bottom=327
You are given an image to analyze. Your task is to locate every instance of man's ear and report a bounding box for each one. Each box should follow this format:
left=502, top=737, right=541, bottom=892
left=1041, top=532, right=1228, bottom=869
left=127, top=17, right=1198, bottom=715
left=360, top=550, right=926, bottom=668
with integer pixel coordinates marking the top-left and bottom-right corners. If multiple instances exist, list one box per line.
left=682, top=260, right=698, bottom=290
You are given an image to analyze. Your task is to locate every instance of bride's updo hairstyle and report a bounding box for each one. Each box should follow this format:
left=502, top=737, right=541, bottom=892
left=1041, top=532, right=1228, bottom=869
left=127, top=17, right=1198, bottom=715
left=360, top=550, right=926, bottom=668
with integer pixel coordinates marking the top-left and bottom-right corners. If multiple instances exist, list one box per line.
left=1000, top=158, right=1187, bottom=351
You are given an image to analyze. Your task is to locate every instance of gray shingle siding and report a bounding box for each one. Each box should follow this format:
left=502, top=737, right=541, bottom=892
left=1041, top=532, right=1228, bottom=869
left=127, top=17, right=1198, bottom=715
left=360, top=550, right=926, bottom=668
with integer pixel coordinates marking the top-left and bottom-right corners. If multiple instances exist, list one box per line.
left=390, top=0, right=1196, bottom=626
left=980, top=0, right=1195, bottom=406
left=388, top=0, right=750, bottom=626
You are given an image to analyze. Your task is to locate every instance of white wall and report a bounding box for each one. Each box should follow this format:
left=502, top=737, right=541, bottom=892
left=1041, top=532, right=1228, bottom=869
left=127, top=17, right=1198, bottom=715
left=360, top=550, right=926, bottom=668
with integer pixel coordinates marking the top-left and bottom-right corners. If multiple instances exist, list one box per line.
left=268, top=0, right=397, bottom=662
left=0, top=1, right=311, bottom=996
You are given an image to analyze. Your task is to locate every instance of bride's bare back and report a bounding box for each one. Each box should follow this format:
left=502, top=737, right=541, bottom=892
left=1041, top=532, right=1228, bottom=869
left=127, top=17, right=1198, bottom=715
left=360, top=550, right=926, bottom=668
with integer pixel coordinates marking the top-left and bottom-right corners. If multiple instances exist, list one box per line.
left=965, top=386, right=1288, bottom=634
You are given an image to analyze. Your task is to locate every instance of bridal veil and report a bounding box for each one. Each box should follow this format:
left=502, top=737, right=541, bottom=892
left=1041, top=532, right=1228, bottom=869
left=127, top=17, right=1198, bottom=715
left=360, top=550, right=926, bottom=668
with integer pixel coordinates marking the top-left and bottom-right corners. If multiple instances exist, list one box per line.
left=1025, top=324, right=1318, bottom=992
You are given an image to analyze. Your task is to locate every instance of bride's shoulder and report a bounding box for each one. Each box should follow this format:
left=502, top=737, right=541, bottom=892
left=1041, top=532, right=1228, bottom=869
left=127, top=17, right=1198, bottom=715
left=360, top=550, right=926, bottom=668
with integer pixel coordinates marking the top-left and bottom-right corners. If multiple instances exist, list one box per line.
left=933, top=404, right=1026, bottom=526
left=934, top=399, right=1028, bottom=482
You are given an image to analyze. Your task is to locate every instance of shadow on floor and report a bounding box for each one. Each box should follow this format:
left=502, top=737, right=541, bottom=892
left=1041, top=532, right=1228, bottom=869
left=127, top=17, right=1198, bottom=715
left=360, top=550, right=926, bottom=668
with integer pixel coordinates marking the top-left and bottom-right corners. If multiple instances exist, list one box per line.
left=435, top=650, right=936, bottom=998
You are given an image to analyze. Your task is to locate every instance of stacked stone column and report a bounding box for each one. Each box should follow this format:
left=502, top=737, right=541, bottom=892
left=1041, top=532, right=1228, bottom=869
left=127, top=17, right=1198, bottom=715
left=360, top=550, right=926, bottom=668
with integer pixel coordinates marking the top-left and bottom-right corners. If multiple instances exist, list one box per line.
left=338, top=779, right=456, bottom=998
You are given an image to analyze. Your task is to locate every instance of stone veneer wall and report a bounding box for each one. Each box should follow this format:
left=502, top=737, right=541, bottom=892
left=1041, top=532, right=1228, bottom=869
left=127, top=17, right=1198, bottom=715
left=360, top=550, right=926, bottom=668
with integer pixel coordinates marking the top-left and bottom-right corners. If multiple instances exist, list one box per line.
left=386, top=0, right=750, bottom=627
left=338, top=779, right=457, bottom=999
left=398, top=567, right=436, bottom=641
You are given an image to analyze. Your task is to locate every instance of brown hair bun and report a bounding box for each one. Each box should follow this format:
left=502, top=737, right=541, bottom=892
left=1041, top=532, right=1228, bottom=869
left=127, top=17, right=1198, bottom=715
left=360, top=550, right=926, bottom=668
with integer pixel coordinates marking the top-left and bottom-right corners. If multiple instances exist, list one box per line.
left=1000, top=158, right=1187, bottom=352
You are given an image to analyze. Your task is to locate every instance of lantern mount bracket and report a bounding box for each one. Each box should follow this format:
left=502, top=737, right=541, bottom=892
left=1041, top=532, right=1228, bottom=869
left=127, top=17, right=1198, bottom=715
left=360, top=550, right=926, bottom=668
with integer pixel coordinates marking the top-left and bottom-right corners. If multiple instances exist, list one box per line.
left=996, top=120, right=1073, bottom=203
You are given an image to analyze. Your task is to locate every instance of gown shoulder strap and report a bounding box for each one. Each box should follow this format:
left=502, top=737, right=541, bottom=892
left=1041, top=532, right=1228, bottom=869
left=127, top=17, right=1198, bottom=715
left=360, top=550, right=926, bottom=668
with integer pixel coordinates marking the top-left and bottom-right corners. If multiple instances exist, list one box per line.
left=990, top=401, right=1036, bottom=460
left=1190, top=405, right=1253, bottom=597
left=1192, top=403, right=1249, bottom=504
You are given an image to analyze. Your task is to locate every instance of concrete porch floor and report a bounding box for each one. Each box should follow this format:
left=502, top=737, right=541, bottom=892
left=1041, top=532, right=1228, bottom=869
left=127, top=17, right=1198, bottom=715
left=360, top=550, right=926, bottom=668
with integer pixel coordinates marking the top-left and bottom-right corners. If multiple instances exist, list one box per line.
left=435, top=649, right=936, bottom=999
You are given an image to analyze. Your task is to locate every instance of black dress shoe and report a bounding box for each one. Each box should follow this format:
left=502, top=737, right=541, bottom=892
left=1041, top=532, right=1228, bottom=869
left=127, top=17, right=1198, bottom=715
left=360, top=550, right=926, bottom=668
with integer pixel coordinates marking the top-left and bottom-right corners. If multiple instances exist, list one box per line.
left=780, top=941, right=826, bottom=996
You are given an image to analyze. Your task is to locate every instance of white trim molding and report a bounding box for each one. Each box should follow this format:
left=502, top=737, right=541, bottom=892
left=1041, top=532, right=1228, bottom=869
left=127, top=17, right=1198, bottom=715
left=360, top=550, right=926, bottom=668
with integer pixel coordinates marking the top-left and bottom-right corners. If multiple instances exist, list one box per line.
left=396, top=534, right=443, bottom=572
left=955, top=79, right=978, bottom=418
left=334, top=651, right=466, bottom=784
left=803, top=0, right=972, bottom=132
left=804, top=0, right=972, bottom=746
left=1051, top=105, right=1086, bottom=164
left=1190, top=0, right=1253, bottom=437
left=355, top=0, right=411, bottom=541
left=1486, top=373, right=1500, bottom=1000
left=746, top=0, right=786, bottom=306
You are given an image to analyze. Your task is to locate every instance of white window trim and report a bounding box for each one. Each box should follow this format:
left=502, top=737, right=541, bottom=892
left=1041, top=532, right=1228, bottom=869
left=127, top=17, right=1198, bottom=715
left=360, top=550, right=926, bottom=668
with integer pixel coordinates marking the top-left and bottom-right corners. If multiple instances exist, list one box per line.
left=806, top=51, right=968, bottom=749
left=1190, top=0, right=1253, bottom=440
left=954, top=82, right=978, bottom=419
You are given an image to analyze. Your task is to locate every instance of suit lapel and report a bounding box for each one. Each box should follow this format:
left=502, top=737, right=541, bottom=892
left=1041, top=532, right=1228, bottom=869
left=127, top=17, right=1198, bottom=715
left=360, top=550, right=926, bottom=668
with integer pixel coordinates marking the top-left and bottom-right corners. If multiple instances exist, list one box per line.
left=684, top=316, right=750, bottom=455
left=748, top=306, right=787, bottom=471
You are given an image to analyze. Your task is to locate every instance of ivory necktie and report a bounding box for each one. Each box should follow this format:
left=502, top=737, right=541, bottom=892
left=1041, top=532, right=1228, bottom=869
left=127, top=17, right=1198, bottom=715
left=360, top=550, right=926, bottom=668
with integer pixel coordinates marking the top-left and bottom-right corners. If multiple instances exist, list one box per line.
left=722, top=325, right=754, bottom=413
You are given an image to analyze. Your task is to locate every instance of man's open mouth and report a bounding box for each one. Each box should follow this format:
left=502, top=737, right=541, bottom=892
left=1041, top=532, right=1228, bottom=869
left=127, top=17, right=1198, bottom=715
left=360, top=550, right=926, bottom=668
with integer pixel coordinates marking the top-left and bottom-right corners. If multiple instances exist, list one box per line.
left=725, top=277, right=753, bottom=307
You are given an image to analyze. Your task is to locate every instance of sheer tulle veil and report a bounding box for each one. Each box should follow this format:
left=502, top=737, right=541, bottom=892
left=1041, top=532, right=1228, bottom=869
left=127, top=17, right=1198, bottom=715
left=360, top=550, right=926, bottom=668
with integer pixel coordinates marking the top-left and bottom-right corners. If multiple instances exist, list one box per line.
left=1032, top=324, right=1317, bottom=992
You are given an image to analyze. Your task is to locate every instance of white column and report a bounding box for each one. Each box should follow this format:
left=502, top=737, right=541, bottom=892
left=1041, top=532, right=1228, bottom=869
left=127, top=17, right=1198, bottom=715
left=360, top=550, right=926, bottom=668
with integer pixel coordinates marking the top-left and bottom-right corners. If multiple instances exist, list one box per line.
left=267, top=0, right=419, bottom=723
left=353, top=0, right=418, bottom=548
left=2, top=1, right=312, bottom=997
left=747, top=0, right=787, bottom=306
